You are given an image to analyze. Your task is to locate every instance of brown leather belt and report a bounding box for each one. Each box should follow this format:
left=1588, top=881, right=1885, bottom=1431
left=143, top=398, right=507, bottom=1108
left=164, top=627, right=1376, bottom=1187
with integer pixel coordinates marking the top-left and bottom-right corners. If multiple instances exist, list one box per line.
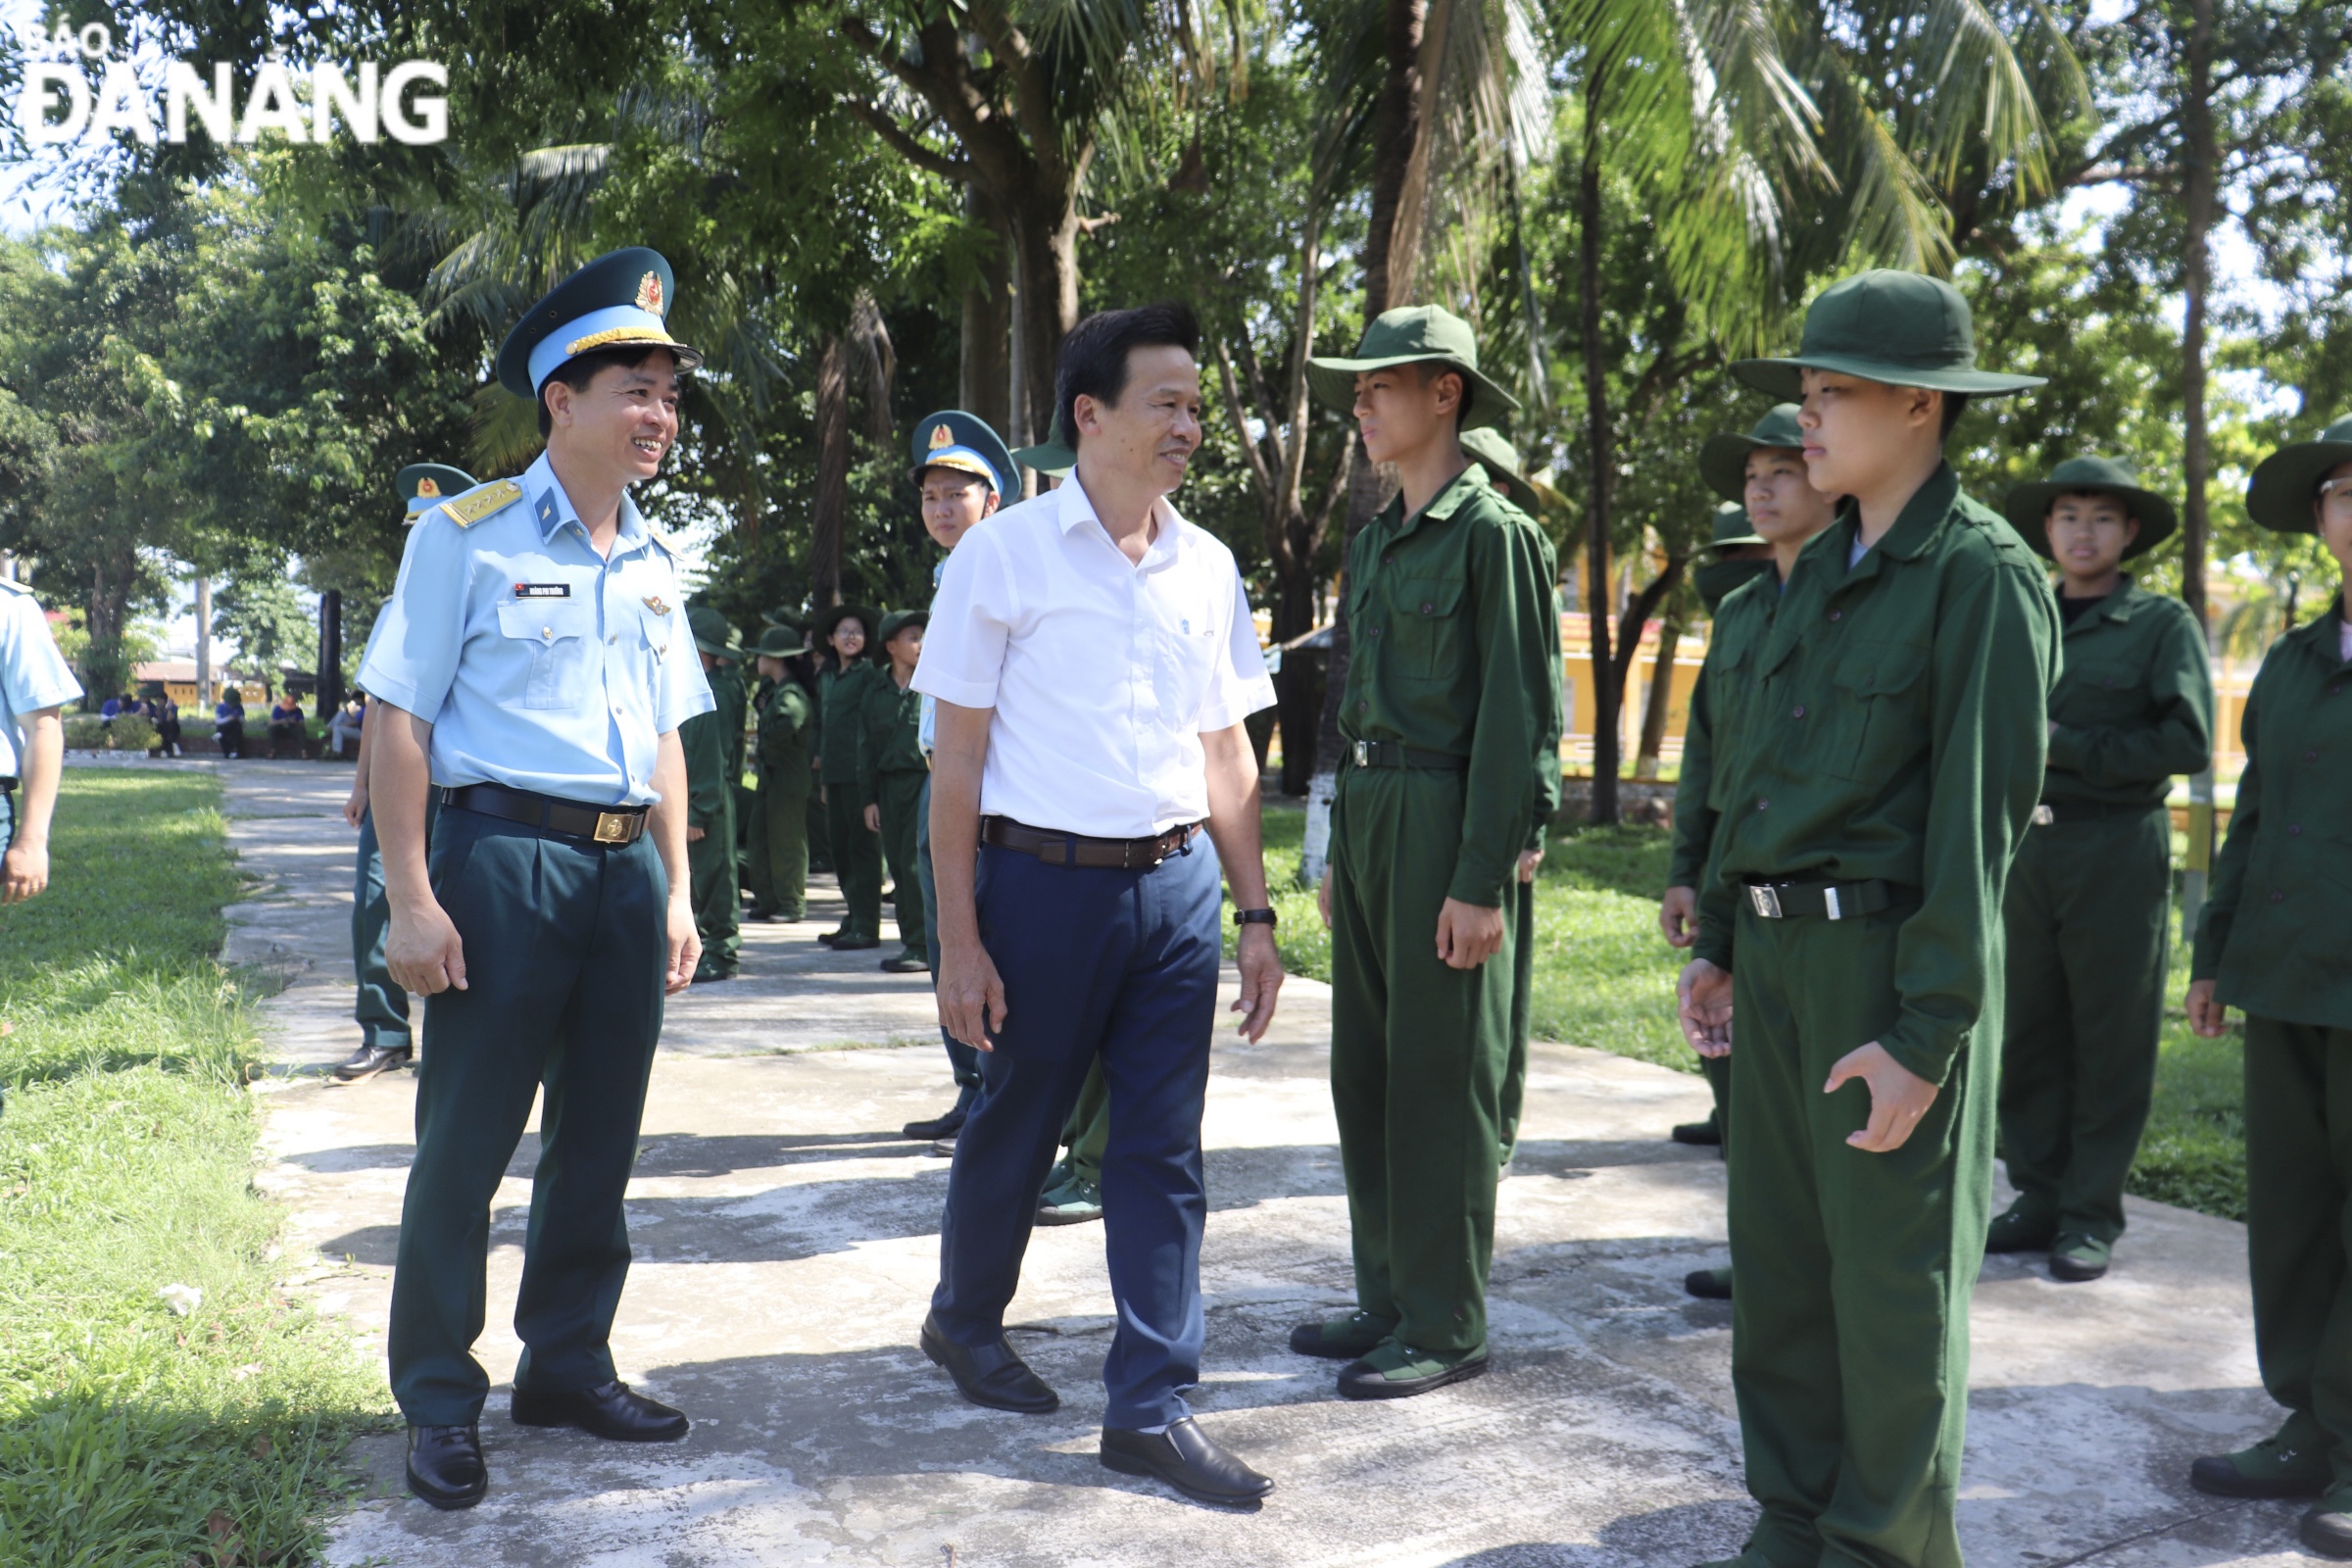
left=442, top=782, right=648, bottom=845
left=981, top=815, right=1200, bottom=870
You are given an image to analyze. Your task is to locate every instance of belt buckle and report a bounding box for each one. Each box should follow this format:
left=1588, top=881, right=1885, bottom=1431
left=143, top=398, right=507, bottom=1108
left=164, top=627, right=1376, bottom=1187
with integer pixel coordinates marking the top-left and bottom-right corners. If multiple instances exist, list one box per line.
left=2031, top=804, right=2055, bottom=826
left=1747, top=884, right=1784, bottom=919
left=1351, top=740, right=1370, bottom=766
left=592, top=811, right=631, bottom=844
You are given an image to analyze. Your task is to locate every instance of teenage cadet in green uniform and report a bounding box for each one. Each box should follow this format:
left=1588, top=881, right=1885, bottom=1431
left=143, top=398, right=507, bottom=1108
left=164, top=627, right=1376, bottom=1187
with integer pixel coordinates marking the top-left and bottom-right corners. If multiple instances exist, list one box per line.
left=1678, top=271, right=2057, bottom=1567
left=747, top=626, right=814, bottom=920
left=707, top=614, right=750, bottom=885
left=1992, top=458, right=2212, bottom=1283
left=363, top=249, right=711, bottom=1509
left=815, top=605, right=882, bottom=949
left=684, top=607, right=743, bottom=981
left=1665, top=408, right=1841, bottom=1302
left=860, top=609, right=932, bottom=972
left=1293, top=306, right=1553, bottom=1399
left=2183, top=416, right=2352, bottom=1558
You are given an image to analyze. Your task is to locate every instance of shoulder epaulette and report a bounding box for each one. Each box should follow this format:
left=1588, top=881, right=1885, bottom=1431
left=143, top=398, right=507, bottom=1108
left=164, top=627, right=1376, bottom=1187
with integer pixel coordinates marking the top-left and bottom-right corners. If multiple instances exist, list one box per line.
left=436, top=478, right=525, bottom=529
left=647, top=528, right=677, bottom=558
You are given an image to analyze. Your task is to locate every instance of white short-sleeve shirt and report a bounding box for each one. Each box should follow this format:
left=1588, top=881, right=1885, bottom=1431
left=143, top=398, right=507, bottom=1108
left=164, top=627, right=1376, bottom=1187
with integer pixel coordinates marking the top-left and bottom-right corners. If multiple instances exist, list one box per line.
left=913, top=475, right=1276, bottom=838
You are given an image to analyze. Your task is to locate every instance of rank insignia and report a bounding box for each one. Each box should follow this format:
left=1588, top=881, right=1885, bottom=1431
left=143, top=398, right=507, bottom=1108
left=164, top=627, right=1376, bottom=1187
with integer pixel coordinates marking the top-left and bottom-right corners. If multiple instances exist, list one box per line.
left=438, top=479, right=524, bottom=528
left=635, top=270, right=664, bottom=317
left=643, top=595, right=672, bottom=616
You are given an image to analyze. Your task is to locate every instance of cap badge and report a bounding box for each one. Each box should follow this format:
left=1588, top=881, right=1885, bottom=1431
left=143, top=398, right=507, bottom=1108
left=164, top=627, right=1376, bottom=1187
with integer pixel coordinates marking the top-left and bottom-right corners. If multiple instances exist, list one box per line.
left=635, top=271, right=664, bottom=317
left=415, top=476, right=440, bottom=499
left=929, top=423, right=954, bottom=450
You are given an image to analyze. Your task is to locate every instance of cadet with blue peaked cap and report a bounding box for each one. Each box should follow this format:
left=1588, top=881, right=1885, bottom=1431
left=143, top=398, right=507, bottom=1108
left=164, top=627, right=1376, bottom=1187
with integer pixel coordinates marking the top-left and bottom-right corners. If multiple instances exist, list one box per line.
left=359, top=247, right=714, bottom=1511
left=912, top=411, right=1016, bottom=499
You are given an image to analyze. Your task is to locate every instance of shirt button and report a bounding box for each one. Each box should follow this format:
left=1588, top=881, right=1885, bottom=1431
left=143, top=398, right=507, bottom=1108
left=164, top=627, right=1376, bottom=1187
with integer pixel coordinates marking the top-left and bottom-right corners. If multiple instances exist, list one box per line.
left=2271, top=891, right=2286, bottom=904
left=2289, top=823, right=2304, bottom=836
left=2101, top=676, right=2115, bottom=687
left=1756, top=798, right=1769, bottom=811
left=609, top=634, right=618, bottom=645
left=1828, top=610, right=1842, bottom=622
left=1356, top=700, right=1368, bottom=713
left=2332, top=684, right=2344, bottom=697
left=1791, top=705, right=1806, bottom=719
left=2306, top=750, right=2321, bottom=762
left=1420, top=601, right=1435, bottom=614
left=1369, top=625, right=1382, bottom=637
left=542, top=627, right=553, bottom=641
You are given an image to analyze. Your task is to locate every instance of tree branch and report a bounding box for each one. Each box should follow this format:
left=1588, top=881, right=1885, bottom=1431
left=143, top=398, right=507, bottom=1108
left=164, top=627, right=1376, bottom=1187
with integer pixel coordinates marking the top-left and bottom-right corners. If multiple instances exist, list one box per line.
left=839, top=99, right=974, bottom=182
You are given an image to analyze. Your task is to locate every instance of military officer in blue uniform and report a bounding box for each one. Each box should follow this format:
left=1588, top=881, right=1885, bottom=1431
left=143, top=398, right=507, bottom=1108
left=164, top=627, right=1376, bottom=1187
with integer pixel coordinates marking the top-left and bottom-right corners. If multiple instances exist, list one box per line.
left=359, top=248, right=714, bottom=1511
left=337, top=464, right=471, bottom=1082
left=0, top=569, right=82, bottom=906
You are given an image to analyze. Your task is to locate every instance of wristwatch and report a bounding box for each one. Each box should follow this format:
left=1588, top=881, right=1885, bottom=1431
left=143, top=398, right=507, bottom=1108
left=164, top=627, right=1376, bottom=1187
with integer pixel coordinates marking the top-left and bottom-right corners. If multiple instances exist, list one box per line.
left=1233, top=907, right=1278, bottom=928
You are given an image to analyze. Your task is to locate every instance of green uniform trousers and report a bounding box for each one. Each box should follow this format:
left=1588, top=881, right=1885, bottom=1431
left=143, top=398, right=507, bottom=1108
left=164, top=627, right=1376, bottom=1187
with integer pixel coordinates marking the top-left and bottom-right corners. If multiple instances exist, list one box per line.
left=808, top=784, right=834, bottom=875
left=1727, top=900, right=1996, bottom=1568
left=1997, top=808, right=2170, bottom=1244
left=748, top=776, right=809, bottom=920
left=353, top=796, right=443, bottom=1050
left=744, top=777, right=774, bottom=913
left=875, top=767, right=927, bottom=959
left=387, top=808, right=668, bottom=1427
left=826, top=787, right=881, bottom=940
left=689, top=794, right=740, bottom=974
left=2243, top=1014, right=2352, bottom=1482
left=1500, top=874, right=1536, bottom=1160
left=1061, top=1057, right=1111, bottom=1186
left=1329, top=768, right=1514, bottom=1355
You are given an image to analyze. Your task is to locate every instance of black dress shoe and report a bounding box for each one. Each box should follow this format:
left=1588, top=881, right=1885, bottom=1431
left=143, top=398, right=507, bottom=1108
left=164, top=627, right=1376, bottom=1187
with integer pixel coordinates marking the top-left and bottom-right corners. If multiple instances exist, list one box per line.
left=406, top=1424, right=486, bottom=1510
left=904, top=1105, right=968, bottom=1142
left=833, top=934, right=881, bottom=952
left=1670, top=1119, right=1723, bottom=1147
left=510, top=1380, right=689, bottom=1442
left=817, top=928, right=845, bottom=947
left=919, top=1312, right=1058, bottom=1413
left=1101, top=1418, right=1274, bottom=1506
left=334, top=1041, right=413, bottom=1082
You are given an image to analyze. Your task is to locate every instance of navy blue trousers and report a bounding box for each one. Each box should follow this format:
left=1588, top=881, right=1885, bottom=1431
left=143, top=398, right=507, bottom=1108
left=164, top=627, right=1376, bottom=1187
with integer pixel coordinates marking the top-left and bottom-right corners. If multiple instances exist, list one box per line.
left=930, top=834, right=1222, bottom=1429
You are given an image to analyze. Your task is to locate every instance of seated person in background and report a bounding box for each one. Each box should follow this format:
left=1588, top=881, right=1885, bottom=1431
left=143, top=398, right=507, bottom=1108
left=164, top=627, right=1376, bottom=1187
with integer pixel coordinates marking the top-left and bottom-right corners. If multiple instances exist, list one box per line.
left=268, top=690, right=308, bottom=756
left=154, top=697, right=182, bottom=756
left=328, top=693, right=367, bottom=758
left=215, top=690, right=247, bottom=759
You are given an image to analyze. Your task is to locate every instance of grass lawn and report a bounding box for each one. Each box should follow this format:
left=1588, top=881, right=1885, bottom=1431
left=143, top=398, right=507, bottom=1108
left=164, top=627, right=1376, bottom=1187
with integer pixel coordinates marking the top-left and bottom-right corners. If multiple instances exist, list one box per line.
left=0, top=769, right=380, bottom=1567
left=1243, top=803, right=2246, bottom=1222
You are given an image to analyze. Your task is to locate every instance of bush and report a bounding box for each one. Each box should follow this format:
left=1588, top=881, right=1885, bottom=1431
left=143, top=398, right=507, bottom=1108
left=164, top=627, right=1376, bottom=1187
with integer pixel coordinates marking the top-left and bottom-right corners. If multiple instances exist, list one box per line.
left=61, top=714, right=159, bottom=753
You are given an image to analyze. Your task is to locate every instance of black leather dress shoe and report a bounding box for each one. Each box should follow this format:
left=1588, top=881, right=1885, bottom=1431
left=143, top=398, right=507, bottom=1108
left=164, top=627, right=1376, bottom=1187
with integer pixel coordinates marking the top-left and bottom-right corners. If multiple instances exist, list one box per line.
left=1101, top=1418, right=1274, bottom=1506
left=904, top=1104, right=969, bottom=1142
left=334, top=1041, right=413, bottom=1082
left=510, top=1380, right=689, bottom=1442
left=919, top=1313, right=1058, bottom=1413
left=406, top=1424, right=487, bottom=1510
left=1670, top=1118, right=1722, bottom=1147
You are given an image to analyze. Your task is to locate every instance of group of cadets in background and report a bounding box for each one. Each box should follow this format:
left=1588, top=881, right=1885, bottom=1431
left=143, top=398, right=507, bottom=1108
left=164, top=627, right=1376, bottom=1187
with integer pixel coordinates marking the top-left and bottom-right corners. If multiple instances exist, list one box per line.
left=13, top=242, right=2352, bottom=1561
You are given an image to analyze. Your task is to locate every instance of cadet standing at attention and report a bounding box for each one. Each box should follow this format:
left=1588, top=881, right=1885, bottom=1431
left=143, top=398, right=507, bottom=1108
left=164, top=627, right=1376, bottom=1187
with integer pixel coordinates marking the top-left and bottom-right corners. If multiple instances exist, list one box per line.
left=1992, top=457, right=2212, bottom=1283
left=1662, top=405, right=1840, bottom=1302
left=337, top=464, right=471, bottom=1081
left=0, top=564, right=80, bottom=906
left=361, top=248, right=712, bottom=1511
left=861, top=608, right=932, bottom=973
left=1678, top=270, right=2058, bottom=1568
left=2183, top=415, right=2352, bottom=1561
left=684, top=607, right=744, bottom=982
left=815, top=605, right=882, bottom=950
left=746, top=625, right=814, bottom=922
left=1295, top=306, right=1554, bottom=1399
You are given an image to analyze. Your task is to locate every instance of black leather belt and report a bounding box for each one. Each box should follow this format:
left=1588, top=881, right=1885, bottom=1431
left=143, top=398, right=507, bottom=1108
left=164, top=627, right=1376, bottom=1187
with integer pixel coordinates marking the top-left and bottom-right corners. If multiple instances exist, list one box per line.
left=442, top=782, right=648, bottom=845
left=2031, top=800, right=2161, bottom=826
left=1740, top=877, right=1898, bottom=921
left=0, top=776, right=14, bottom=794
left=982, top=816, right=1199, bottom=870
left=1346, top=740, right=1468, bottom=771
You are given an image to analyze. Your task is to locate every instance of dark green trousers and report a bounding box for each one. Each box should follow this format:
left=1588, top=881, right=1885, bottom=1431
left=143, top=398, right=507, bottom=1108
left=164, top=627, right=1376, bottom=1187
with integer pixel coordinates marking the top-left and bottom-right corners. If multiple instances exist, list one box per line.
left=387, top=808, right=668, bottom=1427
left=1060, top=1056, right=1111, bottom=1186
left=1329, top=767, right=1513, bottom=1355
left=748, top=777, right=809, bottom=920
left=2243, top=1014, right=2352, bottom=1483
left=1500, top=872, right=1536, bottom=1160
left=689, top=796, right=740, bottom=974
left=825, top=787, right=881, bottom=940
left=1997, top=808, right=2169, bottom=1244
left=1699, top=1054, right=1732, bottom=1139
left=808, top=785, right=834, bottom=875
left=1728, top=901, right=1996, bottom=1568
left=875, top=768, right=926, bottom=959
left=744, top=778, right=774, bottom=914
left=353, top=797, right=441, bottom=1049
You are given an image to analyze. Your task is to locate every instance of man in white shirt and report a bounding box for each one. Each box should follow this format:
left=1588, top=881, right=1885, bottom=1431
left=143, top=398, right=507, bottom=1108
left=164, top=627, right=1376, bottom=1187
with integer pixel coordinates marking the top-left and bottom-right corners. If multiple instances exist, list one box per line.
left=0, top=574, right=81, bottom=905
left=916, top=303, right=1285, bottom=1506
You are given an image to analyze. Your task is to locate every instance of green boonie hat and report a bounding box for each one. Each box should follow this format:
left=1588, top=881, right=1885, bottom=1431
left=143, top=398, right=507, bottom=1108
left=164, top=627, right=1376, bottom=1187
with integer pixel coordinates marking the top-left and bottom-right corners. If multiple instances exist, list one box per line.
left=687, top=606, right=741, bottom=660
left=911, top=410, right=1016, bottom=497
left=1306, top=305, right=1521, bottom=432
left=1708, top=502, right=1766, bottom=551
left=760, top=607, right=807, bottom=632
left=1730, top=270, right=2045, bottom=401
left=2005, top=457, right=2178, bottom=560
left=753, top=625, right=809, bottom=659
left=397, top=464, right=478, bottom=521
left=1698, top=406, right=1806, bottom=504
left=812, top=603, right=880, bottom=649
left=2245, top=415, right=2352, bottom=534
left=1011, top=413, right=1075, bottom=478
left=1457, top=427, right=1544, bottom=515
left=877, top=608, right=930, bottom=645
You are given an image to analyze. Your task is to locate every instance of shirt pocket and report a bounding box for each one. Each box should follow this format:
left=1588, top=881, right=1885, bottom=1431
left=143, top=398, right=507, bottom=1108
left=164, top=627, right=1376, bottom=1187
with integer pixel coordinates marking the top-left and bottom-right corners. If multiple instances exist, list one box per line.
left=496, top=601, right=598, bottom=710
left=2059, top=663, right=2149, bottom=728
left=1389, top=572, right=1468, bottom=681
left=1827, top=638, right=1931, bottom=783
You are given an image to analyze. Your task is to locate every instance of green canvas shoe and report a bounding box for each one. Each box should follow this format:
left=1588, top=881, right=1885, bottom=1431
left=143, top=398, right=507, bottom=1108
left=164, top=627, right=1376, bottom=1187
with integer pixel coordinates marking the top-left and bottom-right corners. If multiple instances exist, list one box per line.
left=1337, top=1339, right=1489, bottom=1400
left=2308, top=1485, right=2352, bottom=1560
left=1035, top=1171, right=1102, bottom=1227
left=1288, top=1310, right=1396, bottom=1360
left=1984, top=1202, right=2057, bottom=1254
left=2190, top=1417, right=2332, bottom=1500
left=2049, top=1233, right=2112, bottom=1282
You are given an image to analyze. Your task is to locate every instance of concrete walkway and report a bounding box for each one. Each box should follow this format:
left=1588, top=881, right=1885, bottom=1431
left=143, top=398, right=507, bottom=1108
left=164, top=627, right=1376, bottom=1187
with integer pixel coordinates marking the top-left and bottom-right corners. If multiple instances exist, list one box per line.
left=190, top=760, right=2310, bottom=1565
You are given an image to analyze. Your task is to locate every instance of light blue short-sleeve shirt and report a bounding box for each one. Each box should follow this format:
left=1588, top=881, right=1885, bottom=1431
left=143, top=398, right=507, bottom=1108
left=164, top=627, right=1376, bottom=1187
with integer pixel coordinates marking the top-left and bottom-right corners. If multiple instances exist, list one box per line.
left=0, top=579, right=84, bottom=778
left=357, top=453, right=714, bottom=807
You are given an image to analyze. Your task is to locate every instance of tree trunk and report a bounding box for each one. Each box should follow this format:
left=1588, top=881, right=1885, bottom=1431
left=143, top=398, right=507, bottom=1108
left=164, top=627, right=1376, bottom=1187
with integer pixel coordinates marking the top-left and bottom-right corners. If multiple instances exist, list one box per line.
left=1579, top=80, right=1622, bottom=826
left=318, top=588, right=343, bottom=720
left=810, top=333, right=851, bottom=610
left=1636, top=612, right=1681, bottom=778
left=1013, top=196, right=1082, bottom=454
left=194, top=572, right=213, bottom=709
left=2180, top=0, right=2216, bottom=631
left=960, top=188, right=1014, bottom=436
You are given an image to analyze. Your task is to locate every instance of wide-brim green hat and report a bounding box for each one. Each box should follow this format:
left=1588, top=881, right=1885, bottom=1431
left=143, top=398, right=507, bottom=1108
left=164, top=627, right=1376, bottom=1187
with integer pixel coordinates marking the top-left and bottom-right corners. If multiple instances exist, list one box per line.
left=911, top=410, right=1016, bottom=497
left=877, top=608, right=930, bottom=646
left=1707, top=502, right=1766, bottom=551
left=1698, top=406, right=1806, bottom=504
left=1457, top=427, right=1544, bottom=515
left=1011, top=414, right=1075, bottom=478
left=2246, top=415, right=2352, bottom=533
left=1731, top=270, right=2045, bottom=402
left=2005, top=456, right=2178, bottom=559
left=753, top=625, right=810, bottom=659
left=687, top=606, right=742, bottom=660
left=1306, top=305, right=1520, bottom=432
left=812, top=603, right=879, bottom=648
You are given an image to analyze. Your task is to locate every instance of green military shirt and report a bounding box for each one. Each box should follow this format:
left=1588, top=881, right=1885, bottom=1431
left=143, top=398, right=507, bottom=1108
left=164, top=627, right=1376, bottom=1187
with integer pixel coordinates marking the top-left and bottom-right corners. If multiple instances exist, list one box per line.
left=2041, top=580, right=2213, bottom=808
left=858, top=669, right=925, bottom=807
left=679, top=704, right=729, bottom=831
left=1668, top=571, right=1777, bottom=889
left=1694, top=464, right=2061, bottom=1085
left=710, top=662, right=749, bottom=789
left=816, top=662, right=875, bottom=787
left=1335, top=464, right=1556, bottom=906
left=758, top=678, right=814, bottom=789
left=2192, top=601, right=2352, bottom=1030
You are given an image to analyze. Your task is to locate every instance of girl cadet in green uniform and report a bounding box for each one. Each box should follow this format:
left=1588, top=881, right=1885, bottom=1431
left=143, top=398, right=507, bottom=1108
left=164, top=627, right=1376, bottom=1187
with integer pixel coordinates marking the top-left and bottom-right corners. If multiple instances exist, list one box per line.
left=814, top=604, right=883, bottom=950
left=1990, top=457, right=2212, bottom=1283
left=683, top=608, right=744, bottom=981
left=1679, top=270, right=2058, bottom=1568
left=2184, top=415, right=2352, bottom=1560
left=1663, top=405, right=1841, bottom=1302
left=859, top=608, right=932, bottom=972
left=747, top=626, right=814, bottom=921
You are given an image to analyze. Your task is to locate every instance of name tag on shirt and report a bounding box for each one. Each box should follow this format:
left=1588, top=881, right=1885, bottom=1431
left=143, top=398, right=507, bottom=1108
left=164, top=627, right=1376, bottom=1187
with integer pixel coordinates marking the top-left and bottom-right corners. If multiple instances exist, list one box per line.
left=514, top=583, right=570, bottom=599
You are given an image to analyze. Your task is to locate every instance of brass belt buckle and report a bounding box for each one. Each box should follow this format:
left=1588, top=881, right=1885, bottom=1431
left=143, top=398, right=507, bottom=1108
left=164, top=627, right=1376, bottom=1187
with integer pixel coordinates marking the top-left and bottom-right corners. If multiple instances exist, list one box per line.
left=1351, top=740, right=1370, bottom=766
left=1747, top=884, right=1784, bottom=919
left=2031, top=804, right=2055, bottom=826
left=592, top=811, right=631, bottom=844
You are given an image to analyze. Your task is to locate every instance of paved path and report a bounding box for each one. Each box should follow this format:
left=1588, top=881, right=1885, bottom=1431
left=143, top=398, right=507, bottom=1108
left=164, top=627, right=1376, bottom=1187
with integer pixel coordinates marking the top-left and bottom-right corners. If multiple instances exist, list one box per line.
left=188, top=760, right=2308, bottom=1565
